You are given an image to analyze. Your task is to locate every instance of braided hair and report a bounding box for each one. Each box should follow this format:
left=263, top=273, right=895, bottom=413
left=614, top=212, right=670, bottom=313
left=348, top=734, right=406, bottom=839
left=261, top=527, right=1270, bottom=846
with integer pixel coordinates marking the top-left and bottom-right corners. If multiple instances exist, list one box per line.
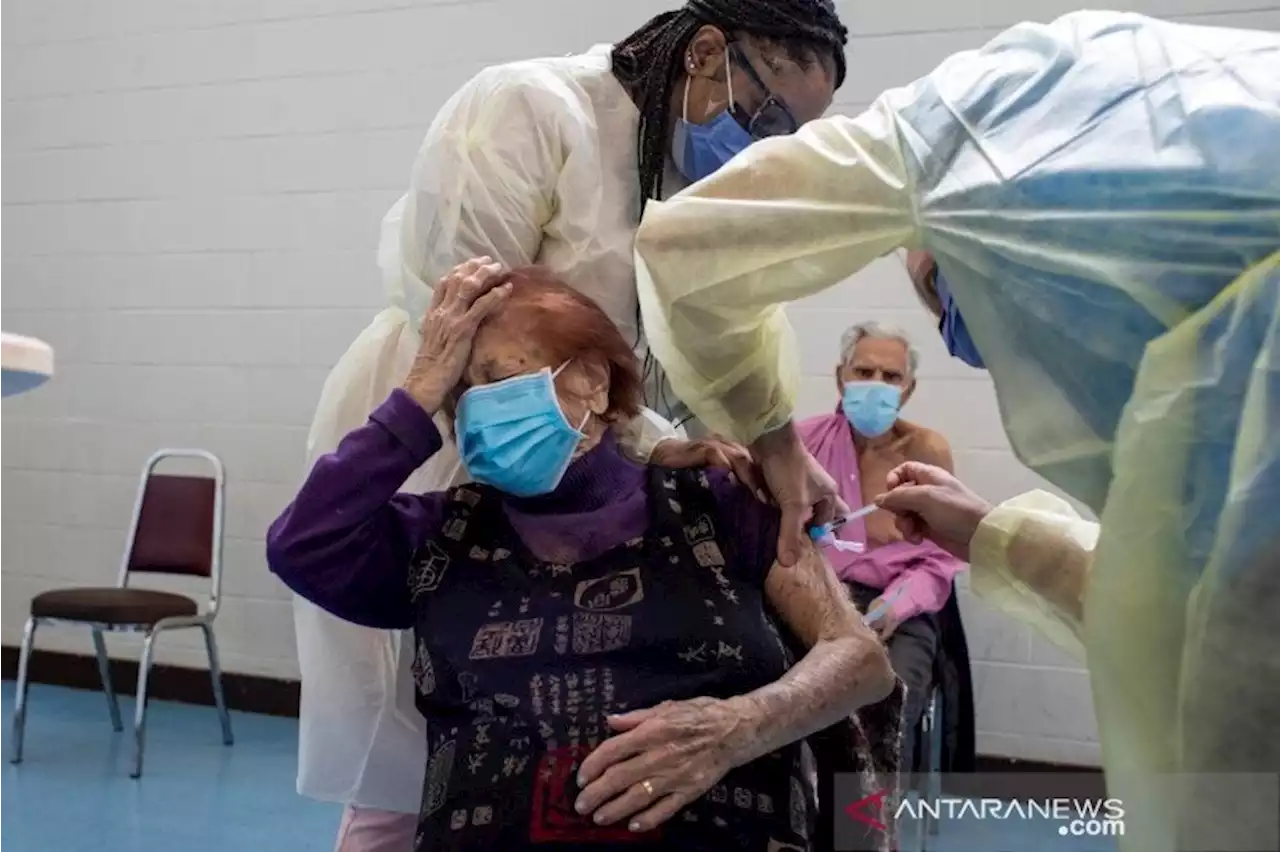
left=612, top=0, right=848, bottom=208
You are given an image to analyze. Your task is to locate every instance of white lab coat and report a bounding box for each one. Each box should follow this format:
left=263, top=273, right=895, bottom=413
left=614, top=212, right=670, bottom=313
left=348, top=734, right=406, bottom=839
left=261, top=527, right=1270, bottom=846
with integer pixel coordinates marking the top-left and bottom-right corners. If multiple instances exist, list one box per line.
left=296, top=45, right=686, bottom=813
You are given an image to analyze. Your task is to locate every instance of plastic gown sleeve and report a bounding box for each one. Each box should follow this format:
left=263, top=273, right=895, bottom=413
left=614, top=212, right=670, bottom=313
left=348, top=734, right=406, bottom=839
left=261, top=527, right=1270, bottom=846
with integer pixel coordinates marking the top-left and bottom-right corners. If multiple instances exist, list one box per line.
left=362, top=63, right=671, bottom=464
left=634, top=102, right=917, bottom=441
left=968, top=491, right=1095, bottom=659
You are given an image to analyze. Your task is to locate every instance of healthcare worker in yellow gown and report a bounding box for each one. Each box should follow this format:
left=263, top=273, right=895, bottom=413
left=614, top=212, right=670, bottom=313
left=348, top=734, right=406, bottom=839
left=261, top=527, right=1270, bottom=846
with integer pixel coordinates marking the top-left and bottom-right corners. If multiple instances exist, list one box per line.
left=634, top=10, right=1280, bottom=852
left=295, top=1, right=850, bottom=848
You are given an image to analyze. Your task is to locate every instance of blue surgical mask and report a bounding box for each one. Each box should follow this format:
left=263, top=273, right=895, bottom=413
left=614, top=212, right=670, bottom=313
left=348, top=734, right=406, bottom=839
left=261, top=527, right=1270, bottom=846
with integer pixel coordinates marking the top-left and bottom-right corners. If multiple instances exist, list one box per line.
left=841, top=381, right=902, bottom=438
left=935, top=268, right=985, bottom=369
left=671, top=50, right=754, bottom=184
left=455, top=363, right=589, bottom=497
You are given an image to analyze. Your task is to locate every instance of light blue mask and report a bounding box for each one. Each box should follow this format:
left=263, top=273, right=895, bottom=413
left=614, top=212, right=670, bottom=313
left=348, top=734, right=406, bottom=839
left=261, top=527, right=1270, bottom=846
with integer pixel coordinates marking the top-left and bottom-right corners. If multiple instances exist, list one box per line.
left=455, top=363, right=588, bottom=497
left=671, top=51, right=754, bottom=184
left=935, top=269, right=985, bottom=369
left=841, top=381, right=902, bottom=438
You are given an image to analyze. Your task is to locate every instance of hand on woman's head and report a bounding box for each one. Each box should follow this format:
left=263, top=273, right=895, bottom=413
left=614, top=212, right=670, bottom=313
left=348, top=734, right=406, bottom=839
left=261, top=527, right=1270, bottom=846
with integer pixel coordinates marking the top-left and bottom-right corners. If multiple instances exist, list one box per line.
left=402, top=257, right=512, bottom=413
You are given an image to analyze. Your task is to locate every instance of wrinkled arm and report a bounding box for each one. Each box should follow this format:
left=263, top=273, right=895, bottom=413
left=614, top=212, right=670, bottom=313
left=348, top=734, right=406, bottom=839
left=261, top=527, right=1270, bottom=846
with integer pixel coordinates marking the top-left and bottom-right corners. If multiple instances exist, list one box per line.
left=634, top=100, right=919, bottom=442
left=726, top=544, right=895, bottom=762
left=969, top=490, right=1096, bottom=657
left=269, top=390, right=447, bottom=630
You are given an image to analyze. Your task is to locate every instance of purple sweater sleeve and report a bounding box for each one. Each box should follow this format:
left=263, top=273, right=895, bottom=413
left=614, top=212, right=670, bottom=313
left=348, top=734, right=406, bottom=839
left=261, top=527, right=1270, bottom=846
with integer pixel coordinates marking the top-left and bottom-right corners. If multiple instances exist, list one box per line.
left=267, top=389, right=448, bottom=630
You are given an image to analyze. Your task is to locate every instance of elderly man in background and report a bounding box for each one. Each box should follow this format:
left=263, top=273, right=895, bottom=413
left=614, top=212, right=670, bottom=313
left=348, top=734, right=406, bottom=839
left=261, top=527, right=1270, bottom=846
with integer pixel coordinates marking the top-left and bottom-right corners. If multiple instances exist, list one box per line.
left=798, top=321, right=964, bottom=776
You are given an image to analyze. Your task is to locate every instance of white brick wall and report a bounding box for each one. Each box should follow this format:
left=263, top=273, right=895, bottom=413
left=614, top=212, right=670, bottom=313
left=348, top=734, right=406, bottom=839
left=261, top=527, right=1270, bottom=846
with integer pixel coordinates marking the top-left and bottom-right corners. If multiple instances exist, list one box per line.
left=4, top=0, right=1276, bottom=764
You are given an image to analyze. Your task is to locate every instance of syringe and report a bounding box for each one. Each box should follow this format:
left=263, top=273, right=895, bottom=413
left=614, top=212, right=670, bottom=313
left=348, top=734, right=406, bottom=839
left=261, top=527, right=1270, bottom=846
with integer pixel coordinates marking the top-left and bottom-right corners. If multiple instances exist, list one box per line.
left=806, top=502, right=880, bottom=541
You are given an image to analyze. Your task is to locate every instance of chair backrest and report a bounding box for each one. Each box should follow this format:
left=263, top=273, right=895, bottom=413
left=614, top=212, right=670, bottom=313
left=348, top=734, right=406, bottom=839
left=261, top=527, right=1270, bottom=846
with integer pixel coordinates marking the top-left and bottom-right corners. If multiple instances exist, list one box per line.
left=118, top=450, right=226, bottom=613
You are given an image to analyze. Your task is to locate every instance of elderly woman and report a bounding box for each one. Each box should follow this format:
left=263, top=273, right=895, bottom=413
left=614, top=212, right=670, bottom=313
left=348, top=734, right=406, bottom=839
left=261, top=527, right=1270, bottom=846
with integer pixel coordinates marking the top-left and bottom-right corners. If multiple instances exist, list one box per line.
left=269, top=259, right=899, bottom=852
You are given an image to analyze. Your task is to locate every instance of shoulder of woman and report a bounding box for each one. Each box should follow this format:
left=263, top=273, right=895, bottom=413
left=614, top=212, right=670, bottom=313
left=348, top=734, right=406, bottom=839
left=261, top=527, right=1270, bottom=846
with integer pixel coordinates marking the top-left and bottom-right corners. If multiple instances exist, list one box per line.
left=697, top=467, right=781, bottom=533
left=451, top=56, right=591, bottom=126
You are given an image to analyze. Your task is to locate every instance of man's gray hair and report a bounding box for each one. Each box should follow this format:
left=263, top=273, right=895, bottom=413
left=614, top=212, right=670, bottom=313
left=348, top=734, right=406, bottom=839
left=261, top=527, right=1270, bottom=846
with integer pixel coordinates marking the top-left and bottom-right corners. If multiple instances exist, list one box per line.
left=839, top=320, right=920, bottom=375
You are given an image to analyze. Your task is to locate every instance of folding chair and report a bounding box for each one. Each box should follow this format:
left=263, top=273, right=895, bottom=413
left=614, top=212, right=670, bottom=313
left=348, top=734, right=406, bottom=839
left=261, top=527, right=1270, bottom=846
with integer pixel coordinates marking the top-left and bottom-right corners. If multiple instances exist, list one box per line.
left=9, top=449, right=234, bottom=777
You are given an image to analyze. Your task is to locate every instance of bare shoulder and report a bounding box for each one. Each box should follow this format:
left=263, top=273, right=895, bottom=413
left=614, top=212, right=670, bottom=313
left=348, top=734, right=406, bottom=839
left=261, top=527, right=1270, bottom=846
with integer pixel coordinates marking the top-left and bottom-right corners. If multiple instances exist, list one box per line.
left=897, top=420, right=955, bottom=472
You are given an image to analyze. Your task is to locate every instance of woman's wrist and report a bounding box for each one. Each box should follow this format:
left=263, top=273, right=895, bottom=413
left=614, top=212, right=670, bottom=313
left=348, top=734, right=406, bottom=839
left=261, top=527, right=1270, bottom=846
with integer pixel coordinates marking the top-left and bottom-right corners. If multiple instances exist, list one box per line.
left=719, top=694, right=772, bottom=767
left=402, top=371, right=447, bottom=415
left=748, top=418, right=798, bottom=454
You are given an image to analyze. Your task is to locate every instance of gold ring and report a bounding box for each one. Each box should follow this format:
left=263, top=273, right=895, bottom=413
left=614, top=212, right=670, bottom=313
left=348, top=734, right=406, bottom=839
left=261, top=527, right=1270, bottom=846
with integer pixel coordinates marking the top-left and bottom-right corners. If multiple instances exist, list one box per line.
left=641, top=779, right=655, bottom=797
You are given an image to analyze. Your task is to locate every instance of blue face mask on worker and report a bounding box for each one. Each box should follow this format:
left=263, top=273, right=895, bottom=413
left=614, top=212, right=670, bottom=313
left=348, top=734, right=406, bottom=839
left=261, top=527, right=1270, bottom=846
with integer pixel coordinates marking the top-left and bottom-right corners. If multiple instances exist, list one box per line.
left=455, top=362, right=589, bottom=497
left=935, top=268, right=985, bottom=369
left=841, top=381, right=902, bottom=438
left=672, top=43, right=799, bottom=184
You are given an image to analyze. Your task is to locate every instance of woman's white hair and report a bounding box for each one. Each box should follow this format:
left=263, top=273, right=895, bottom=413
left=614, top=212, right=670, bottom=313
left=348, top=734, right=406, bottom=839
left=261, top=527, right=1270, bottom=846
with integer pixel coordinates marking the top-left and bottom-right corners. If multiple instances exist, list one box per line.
left=839, top=320, right=920, bottom=375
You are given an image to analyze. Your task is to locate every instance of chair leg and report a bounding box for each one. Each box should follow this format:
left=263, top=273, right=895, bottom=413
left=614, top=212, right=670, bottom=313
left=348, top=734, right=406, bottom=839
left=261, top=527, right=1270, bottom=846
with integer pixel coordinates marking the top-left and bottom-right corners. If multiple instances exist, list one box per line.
left=10, top=617, right=39, bottom=764
left=200, top=624, right=234, bottom=746
left=916, top=696, right=934, bottom=852
left=91, top=628, right=123, bottom=732
left=926, top=689, right=943, bottom=839
left=131, top=630, right=160, bottom=779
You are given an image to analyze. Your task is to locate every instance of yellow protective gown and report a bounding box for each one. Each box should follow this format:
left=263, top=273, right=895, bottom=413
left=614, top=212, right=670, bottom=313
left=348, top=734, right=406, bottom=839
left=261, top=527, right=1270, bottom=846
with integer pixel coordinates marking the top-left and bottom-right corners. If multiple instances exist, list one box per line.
left=298, top=46, right=688, bottom=813
left=635, top=11, right=1280, bottom=851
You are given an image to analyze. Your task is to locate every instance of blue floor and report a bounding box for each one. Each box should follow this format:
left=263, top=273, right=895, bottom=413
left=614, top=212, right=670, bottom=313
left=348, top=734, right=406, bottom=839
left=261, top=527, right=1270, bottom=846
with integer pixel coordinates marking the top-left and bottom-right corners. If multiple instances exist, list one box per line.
left=1, top=682, right=338, bottom=852
left=1, top=682, right=1117, bottom=852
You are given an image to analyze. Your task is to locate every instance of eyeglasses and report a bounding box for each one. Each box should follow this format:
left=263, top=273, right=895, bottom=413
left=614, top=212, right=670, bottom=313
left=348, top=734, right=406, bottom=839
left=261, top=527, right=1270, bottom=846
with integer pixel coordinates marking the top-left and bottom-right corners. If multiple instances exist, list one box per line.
left=728, top=42, right=800, bottom=139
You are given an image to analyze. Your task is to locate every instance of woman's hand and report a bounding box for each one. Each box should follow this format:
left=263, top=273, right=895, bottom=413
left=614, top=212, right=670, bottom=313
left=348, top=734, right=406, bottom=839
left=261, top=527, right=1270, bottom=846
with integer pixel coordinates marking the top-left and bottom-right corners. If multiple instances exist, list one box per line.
left=402, top=257, right=511, bottom=413
left=751, top=422, right=849, bottom=567
left=875, top=461, right=992, bottom=561
left=574, top=697, right=752, bottom=832
left=649, top=436, right=767, bottom=501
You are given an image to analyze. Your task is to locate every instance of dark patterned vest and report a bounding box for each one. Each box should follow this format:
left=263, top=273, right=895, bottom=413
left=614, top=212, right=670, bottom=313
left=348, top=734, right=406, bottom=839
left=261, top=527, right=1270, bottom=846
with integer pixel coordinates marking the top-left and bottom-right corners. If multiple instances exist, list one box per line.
left=404, top=467, right=818, bottom=851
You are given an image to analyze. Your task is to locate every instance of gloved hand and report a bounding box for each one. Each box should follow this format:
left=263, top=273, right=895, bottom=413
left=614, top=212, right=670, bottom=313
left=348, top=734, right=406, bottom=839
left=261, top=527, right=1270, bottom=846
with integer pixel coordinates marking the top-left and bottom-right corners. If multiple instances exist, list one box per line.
left=750, top=421, right=848, bottom=566
left=875, top=462, right=992, bottom=561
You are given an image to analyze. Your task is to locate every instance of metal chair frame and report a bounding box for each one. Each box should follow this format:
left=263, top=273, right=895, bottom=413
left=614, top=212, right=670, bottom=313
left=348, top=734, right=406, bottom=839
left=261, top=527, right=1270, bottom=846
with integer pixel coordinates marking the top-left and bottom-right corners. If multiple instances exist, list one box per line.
left=9, top=449, right=233, bottom=777
left=905, top=686, right=944, bottom=852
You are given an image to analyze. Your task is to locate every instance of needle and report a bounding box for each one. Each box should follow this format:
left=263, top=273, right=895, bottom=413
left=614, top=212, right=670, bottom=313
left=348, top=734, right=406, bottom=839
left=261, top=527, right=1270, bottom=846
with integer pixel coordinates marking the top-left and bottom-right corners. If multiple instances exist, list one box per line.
left=807, top=503, right=879, bottom=541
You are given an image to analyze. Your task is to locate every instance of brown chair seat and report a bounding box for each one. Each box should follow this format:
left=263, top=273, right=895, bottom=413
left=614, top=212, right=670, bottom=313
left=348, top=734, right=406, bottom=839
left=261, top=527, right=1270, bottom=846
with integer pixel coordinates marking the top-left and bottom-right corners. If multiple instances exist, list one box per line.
left=31, top=587, right=199, bottom=625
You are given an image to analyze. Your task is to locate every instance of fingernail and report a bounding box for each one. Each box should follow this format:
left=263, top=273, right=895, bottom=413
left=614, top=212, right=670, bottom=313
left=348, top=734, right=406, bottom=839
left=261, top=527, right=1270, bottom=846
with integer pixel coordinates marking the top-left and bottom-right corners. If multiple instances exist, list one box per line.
left=577, top=773, right=587, bottom=786
left=594, top=813, right=607, bottom=824
left=629, top=821, right=642, bottom=832
left=575, top=798, right=587, bottom=813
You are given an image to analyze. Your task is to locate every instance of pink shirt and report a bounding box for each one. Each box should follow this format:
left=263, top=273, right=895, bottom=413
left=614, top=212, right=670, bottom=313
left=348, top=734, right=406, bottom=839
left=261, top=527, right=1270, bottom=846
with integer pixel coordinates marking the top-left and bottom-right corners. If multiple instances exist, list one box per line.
left=797, top=411, right=965, bottom=622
